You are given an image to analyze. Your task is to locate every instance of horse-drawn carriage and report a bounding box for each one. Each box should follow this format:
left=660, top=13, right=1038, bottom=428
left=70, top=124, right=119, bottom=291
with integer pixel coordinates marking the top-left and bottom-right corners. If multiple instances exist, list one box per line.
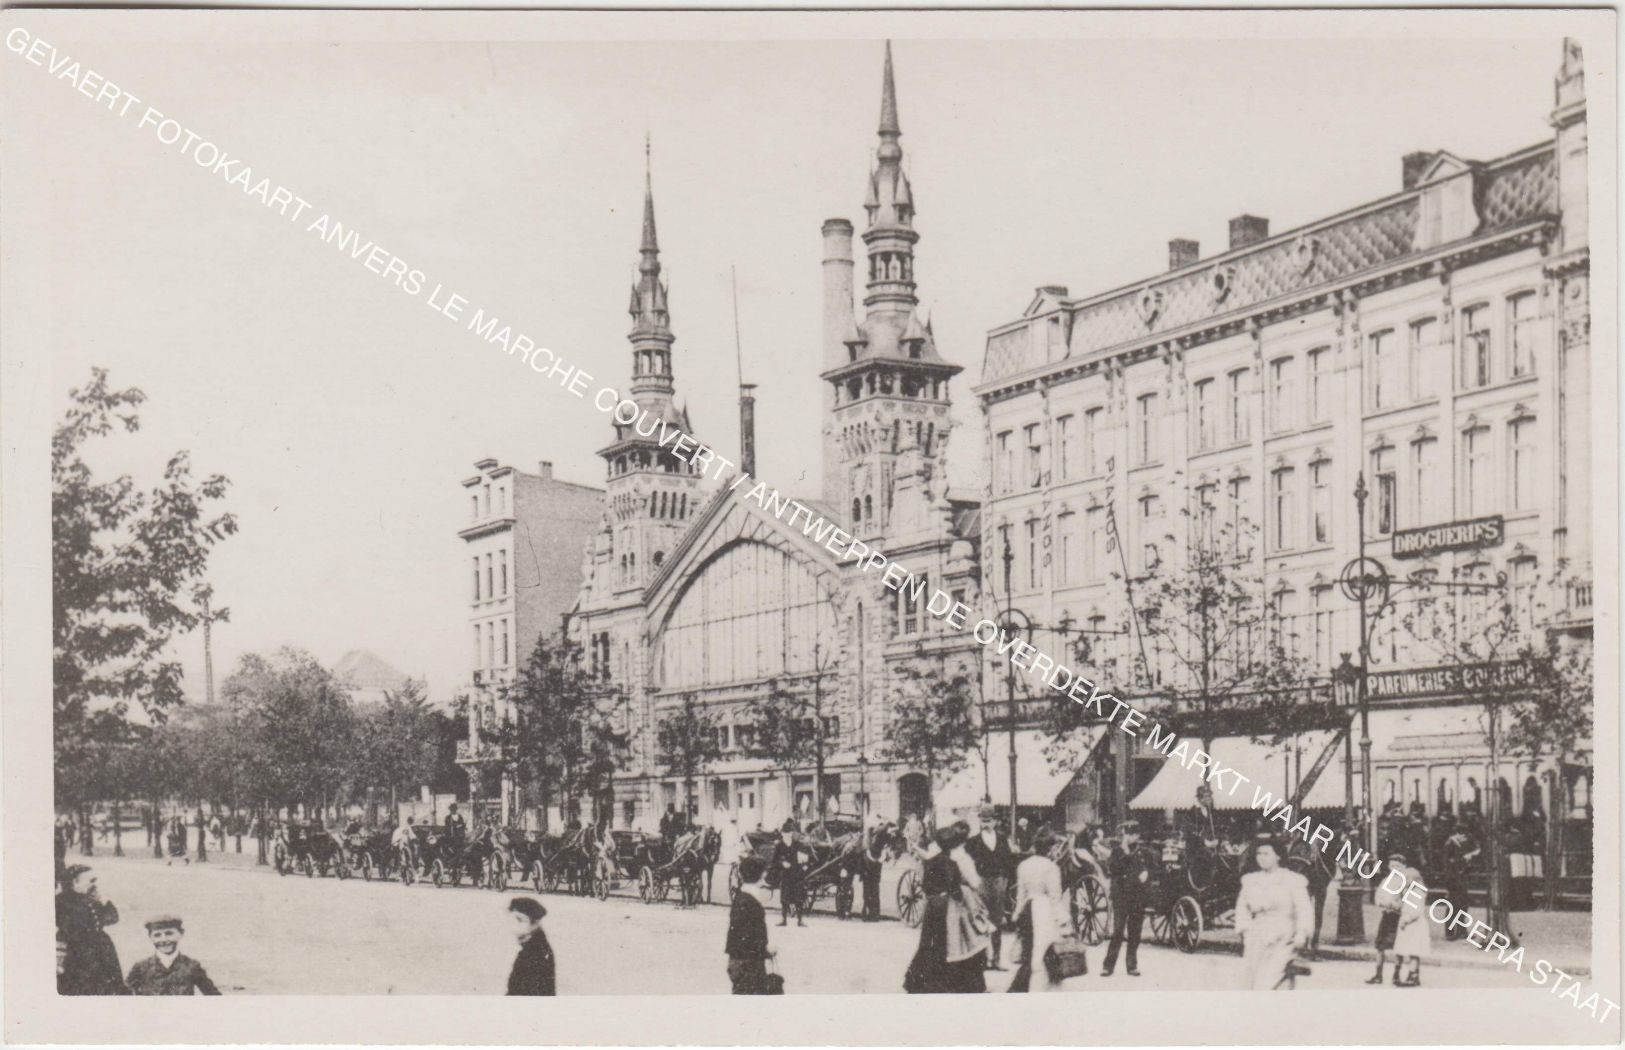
left=733, top=820, right=868, bottom=920
left=632, top=828, right=719, bottom=907
left=534, top=825, right=611, bottom=897
left=274, top=822, right=350, bottom=879
left=341, top=827, right=397, bottom=881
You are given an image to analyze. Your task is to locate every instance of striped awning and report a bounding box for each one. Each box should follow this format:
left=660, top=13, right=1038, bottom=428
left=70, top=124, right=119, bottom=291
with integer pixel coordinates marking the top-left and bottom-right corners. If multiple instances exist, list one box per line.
left=1130, top=732, right=1340, bottom=811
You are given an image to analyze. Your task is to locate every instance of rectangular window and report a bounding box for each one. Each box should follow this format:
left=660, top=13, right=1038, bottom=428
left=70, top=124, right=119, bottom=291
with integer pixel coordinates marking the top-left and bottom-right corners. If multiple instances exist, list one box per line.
left=483, top=483, right=492, bottom=517
left=1309, top=461, right=1331, bottom=545
left=1311, top=587, right=1333, bottom=670
left=1228, top=369, right=1249, bottom=443
left=996, top=431, right=1013, bottom=493
left=486, top=622, right=495, bottom=668
left=1509, top=292, right=1538, bottom=378
left=1025, top=423, right=1042, bottom=487
left=485, top=553, right=494, bottom=598
left=1412, top=438, right=1439, bottom=524
left=1464, top=426, right=1491, bottom=515
left=1270, top=358, right=1297, bottom=433
left=1193, top=379, right=1214, bottom=451
left=1058, top=512, right=1076, bottom=585
left=998, top=524, right=1014, bottom=593
left=1137, top=494, right=1160, bottom=574
left=1409, top=317, right=1439, bottom=400
left=501, top=620, right=510, bottom=666
left=1226, top=476, right=1250, bottom=556
left=1368, top=329, right=1399, bottom=410
left=1371, top=448, right=1396, bottom=535
left=1194, top=483, right=1218, bottom=551
left=1461, top=304, right=1491, bottom=389
left=1084, top=408, right=1103, bottom=475
left=1135, top=394, right=1158, bottom=465
left=1086, top=506, right=1106, bottom=581
left=471, top=625, right=481, bottom=669
left=1056, top=414, right=1075, bottom=480
left=499, top=549, right=509, bottom=596
left=1509, top=418, right=1537, bottom=511
left=497, top=485, right=507, bottom=514
left=472, top=556, right=481, bottom=601
left=1271, top=467, right=1296, bottom=550
left=471, top=494, right=479, bottom=520
left=1026, top=520, right=1040, bottom=589
left=1307, top=347, right=1330, bottom=423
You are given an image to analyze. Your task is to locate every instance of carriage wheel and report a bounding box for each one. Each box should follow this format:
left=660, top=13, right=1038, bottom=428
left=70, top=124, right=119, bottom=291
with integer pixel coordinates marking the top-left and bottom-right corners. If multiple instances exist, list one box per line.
left=727, top=863, right=742, bottom=903
left=1072, top=874, right=1110, bottom=946
left=1170, top=896, right=1203, bottom=953
left=657, top=871, right=673, bottom=903
left=489, top=857, right=509, bottom=892
left=274, top=846, right=288, bottom=875
left=401, top=858, right=416, bottom=886
left=638, top=866, right=656, bottom=903
left=835, top=880, right=854, bottom=920
left=432, top=859, right=445, bottom=888
left=450, top=862, right=463, bottom=888
left=897, top=868, right=924, bottom=928
left=301, top=855, right=315, bottom=878
left=1147, top=907, right=1171, bottom=944
left=335, top=854, right=351, bottom=879
left=360, top=853, right=374, bottom=881
left=530, top=859, right=545, bottom=893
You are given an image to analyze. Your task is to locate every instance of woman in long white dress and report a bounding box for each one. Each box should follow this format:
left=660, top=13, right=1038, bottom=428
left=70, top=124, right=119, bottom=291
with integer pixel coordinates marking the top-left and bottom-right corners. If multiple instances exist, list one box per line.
left=1234, top=835, right=1315, bottom=990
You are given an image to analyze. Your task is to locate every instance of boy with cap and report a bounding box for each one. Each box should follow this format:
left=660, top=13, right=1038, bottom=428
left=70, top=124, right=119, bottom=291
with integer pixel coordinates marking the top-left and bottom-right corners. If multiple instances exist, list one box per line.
left=506, top=897, right=556, bottom=995
left=126, top=915, right=220, bottom=995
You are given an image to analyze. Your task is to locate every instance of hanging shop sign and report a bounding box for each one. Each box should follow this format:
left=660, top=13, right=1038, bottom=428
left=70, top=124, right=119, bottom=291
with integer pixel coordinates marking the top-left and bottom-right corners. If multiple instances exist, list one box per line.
left=1391, top=515, right=1504, bottom=559
left=1366, top=660, right=1532, bottom=702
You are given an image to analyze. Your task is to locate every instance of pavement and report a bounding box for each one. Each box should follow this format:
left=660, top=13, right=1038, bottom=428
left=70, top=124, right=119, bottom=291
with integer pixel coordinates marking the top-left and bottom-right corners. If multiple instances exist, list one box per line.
left=64, top=846, right=1582, bottom=995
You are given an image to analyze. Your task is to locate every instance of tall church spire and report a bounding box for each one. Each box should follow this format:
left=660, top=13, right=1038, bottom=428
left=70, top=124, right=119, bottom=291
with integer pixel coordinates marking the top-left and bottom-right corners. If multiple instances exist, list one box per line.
left=863, top=40, right=917, bottom=313
left=640, top=134, right=660, bottom=261
left=878, top=40, right=901, bottom=142
left=628, top=136, right=675, bottom=396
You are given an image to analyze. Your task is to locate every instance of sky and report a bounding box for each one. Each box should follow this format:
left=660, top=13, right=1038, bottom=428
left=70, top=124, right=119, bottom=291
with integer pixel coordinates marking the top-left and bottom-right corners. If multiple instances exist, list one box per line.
left=19, top=27, right=1573, bottom=702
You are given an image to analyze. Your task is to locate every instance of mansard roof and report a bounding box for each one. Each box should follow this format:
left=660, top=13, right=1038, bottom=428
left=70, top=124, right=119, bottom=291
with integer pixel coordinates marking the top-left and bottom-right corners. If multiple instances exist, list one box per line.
left=980, top=141, right=1558, bottom=388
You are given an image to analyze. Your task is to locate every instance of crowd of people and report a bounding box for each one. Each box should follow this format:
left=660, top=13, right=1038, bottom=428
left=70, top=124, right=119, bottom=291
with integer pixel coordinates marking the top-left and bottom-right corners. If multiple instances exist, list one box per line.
left=54, top=863, right=221, bottom=996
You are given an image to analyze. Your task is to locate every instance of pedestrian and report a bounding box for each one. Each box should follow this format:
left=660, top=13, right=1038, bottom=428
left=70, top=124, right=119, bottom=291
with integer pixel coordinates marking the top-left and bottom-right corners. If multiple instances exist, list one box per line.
left=55, top=865, right=128, bottom=995
left=444, top=803, right=467, bottom=844
left=769, top=820, right=809, bottom=927
left=1100, top=821, right=1154, bottom=978
left=1008, top=828, right=1071, bottom=992
left=126, top=915, right=221, bottom=995
left=725, top=856, right=777, bottom=993
left=1441, top=824, right=1478, bottom=940
left=904, top=823, right=989, bottom=993
left=963, top=804, right=1014, bottom=970
left=860, top=819, right=887, bottom=922
left=1368, top=852, right=1426, bottom=987
left=505, top=897, right=556, bottom=996
left=1235, top=834, right=1314, bottom=990
left=209, top=813, right=224, bottom=851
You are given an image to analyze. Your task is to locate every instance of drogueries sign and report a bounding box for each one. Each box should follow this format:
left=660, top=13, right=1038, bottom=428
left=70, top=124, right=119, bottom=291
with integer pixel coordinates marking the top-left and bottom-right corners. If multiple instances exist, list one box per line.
left=1366, top=660, right=1532, bottom=701
left=1391, top=515, right=1504, bottom=559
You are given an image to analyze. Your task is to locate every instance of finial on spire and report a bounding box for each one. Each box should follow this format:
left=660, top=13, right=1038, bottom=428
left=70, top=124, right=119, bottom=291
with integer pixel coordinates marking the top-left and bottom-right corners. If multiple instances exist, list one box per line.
left=879, top=41, right=900, bottom=138
left=640, top=133, right=659, bottom=260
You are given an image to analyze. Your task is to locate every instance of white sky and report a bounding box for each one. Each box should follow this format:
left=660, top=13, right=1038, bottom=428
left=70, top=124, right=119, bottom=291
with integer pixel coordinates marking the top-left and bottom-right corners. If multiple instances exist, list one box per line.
left=20, top=30, right=1571, bottom=700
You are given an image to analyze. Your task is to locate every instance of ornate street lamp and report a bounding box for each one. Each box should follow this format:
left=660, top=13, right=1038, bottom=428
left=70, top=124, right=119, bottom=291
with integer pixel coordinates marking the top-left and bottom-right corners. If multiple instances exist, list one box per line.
left=1331, top=652, right=1366, bottom=943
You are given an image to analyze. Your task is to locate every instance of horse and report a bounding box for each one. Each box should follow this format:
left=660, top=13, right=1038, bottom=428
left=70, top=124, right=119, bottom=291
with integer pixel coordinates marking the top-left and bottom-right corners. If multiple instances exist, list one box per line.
left=669, top=826, right=721, bottom=905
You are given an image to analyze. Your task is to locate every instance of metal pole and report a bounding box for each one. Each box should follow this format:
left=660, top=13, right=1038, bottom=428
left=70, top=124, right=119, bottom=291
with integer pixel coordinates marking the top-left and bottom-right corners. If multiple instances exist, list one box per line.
left=1356, top=474, right=1375, bottom=882
left=1003, top=536, right=1018, bottom=839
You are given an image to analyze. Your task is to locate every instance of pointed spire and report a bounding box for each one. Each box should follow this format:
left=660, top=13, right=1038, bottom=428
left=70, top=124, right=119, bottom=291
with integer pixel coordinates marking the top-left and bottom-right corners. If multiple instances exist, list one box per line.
left=879, top=41, right=900, bottom=137
left=640, top=133, right=660, bottom=263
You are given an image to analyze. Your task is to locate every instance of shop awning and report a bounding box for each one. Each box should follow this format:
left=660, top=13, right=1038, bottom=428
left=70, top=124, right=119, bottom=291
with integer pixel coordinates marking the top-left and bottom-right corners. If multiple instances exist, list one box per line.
left=933, top=727, right=1107, bottom=815
left=1130, top=731, right=1339, bottom=811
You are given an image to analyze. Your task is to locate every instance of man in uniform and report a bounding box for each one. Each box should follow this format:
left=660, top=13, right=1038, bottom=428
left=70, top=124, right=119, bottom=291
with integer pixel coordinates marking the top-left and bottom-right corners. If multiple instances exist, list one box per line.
left=660, top=803, right=679, bottom=844
left=126, top=915, right=221, bottom=995
left=964, top=805, right=1015, bottom=970
left=1440, top=822, right=1479, bottom=940
left=1101, top=821, right=1154, bottom=977
left=444, top=803, right=467, bottom=845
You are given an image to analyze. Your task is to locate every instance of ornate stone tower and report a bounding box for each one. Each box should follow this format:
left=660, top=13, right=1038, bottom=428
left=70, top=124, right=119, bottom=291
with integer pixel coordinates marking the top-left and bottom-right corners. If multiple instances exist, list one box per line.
left=595, top=145, right=706, bottom=593
left=820, top=42, right=962, bottom=541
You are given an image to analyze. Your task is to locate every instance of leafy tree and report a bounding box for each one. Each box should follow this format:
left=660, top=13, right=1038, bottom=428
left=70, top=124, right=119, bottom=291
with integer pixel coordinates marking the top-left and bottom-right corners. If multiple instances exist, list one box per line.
left=221, top=647, right=356, bottom=817
left=746, top=643, right=841, bottom=819
left=356, top=678, right=438, bottom=814
left=884, top=658, right=982, bottom=814
left=53, top=368, right=236, bottom=818
left=656, top=693, right=724, bottom=821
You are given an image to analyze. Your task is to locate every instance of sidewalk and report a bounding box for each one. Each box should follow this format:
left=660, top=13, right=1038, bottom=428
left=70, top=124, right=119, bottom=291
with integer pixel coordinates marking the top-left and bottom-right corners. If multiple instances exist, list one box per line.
left=1201, top=885, right=1593, bottom=976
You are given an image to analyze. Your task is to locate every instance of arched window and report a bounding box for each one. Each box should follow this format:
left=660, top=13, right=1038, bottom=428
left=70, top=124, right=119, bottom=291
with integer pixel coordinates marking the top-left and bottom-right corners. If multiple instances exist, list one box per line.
left=864, top=494, right=874, bottom=520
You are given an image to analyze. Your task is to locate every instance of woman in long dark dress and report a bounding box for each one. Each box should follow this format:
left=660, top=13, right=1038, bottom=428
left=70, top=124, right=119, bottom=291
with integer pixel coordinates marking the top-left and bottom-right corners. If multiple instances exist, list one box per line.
left=904, top=824, right=988, bottom=993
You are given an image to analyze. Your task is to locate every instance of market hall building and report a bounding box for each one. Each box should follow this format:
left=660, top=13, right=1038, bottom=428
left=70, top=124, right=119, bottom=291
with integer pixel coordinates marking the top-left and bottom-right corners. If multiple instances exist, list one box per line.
left=557, top=45, right=984, bottom=834
left=973, top=40, right=1592, bottom=881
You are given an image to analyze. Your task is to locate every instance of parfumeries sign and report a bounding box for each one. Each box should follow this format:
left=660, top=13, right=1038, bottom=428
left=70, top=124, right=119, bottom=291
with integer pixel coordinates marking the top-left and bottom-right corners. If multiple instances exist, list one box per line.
left=1366, top=660, right=1533, bottom=702
left=1391, top=515, right=1505, bottom=559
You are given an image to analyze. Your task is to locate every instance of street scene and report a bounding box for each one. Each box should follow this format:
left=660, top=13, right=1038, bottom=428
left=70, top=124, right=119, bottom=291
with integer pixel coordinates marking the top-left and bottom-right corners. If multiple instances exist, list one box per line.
left=30, top=18, right=1602, bottom=1016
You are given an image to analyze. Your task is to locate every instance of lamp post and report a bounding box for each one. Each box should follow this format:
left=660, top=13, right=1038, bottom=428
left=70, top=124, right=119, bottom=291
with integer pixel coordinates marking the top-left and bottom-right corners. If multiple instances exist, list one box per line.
left=1001, top=534, right=1018, bottom=839
left=1352, top=474, right=1376, bottom=873
left=1332, top=652, right=1365, bottom=943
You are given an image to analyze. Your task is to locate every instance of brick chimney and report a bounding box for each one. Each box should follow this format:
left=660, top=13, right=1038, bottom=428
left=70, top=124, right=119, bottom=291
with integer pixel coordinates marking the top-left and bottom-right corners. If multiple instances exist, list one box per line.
left=1402, top=151, right=1436, bottom=190
left=1228, top=215, right=1269, bottom=250
left=537, top=461, right=553, bottom=480
left=1168, top=238, right=1200, bottom=270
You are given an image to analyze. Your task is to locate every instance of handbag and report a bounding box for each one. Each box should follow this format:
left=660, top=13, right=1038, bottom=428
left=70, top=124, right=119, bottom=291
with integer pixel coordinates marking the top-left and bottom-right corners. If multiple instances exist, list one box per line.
left=1044, top=936, right=1090, bottom=981
left=759, top=957, right=785, bottom=995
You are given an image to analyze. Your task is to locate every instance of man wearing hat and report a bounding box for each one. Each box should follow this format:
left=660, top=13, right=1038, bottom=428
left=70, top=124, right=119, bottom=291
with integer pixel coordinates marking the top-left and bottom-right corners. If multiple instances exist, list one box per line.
left=1101, top=821, right=1155, bottom=977
left=444, top=803, right=467, bottom=845
left=769, top=819, right=809, bottom=927
left=506, top=897, right=556, bottom=995
left=126, top=915, right=220, bottom=995
left=963, top=805, right=1016, bottom=969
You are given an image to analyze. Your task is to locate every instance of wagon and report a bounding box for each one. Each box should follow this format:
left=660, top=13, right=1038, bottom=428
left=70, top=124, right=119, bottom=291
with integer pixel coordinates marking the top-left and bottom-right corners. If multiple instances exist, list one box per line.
left=636, top=828, right=718, bottom=907
left=275, top=823, right=350, bottom=879
left=1142, top=833, right=1243, bottom=953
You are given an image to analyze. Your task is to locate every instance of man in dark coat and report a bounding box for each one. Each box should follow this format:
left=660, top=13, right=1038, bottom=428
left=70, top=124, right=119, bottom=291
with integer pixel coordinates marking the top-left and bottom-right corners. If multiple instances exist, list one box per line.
left=444, top=803, right=467, bottom=844
left=506, top=897, right=556, bottom=995
left=1441, top=824, right=1480, bottom=940
left=769, top=820, right=809, bottom=927
left=125, top=915, right=221, bottom=995
left=963, top=805, right=1015, bottom=969
left=725, top=856, right=775, bottom=992
left=1100, top=822, right=1154, bottom=977
left=860, top=821, right=888, bottom=922
left=55, top=866, right=129, bottom=995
